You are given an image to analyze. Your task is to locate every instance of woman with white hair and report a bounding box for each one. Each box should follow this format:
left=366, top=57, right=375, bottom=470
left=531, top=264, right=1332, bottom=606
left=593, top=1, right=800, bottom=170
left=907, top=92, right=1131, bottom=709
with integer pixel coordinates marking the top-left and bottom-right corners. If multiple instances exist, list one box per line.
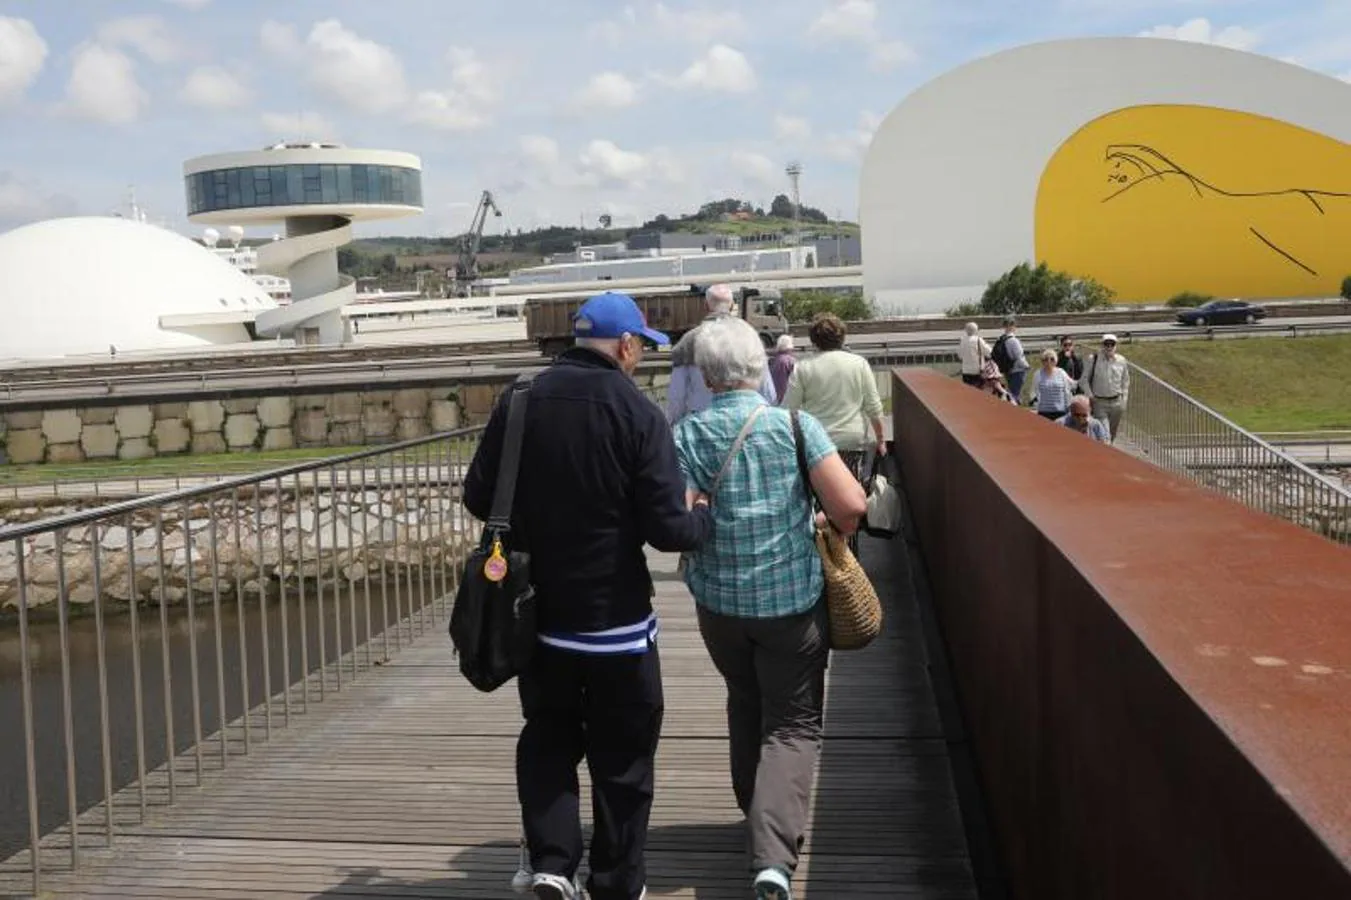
left=768, top=333, right=797, bottom=402
left=673, top=316, right=867, bottom=900
left=958, top=321, right=991, bottom=387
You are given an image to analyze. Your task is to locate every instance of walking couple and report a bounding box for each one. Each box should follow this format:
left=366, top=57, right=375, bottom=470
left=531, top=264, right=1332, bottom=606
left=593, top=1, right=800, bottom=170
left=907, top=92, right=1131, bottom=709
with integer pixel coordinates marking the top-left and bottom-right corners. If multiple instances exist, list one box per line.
left=463, top=293, right=868, bottom=900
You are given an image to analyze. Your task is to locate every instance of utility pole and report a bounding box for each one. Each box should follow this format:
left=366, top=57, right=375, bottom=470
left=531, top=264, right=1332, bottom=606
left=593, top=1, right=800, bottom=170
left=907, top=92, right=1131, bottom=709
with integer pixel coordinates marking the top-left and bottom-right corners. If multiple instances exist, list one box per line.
left=785, top=161, right=803, bottom=268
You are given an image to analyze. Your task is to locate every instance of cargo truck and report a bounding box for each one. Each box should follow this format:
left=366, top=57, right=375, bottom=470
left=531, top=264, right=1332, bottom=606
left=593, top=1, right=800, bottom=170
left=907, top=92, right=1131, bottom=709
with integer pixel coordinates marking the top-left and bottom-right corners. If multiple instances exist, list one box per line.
left=524, top=285, right=791, bottom=357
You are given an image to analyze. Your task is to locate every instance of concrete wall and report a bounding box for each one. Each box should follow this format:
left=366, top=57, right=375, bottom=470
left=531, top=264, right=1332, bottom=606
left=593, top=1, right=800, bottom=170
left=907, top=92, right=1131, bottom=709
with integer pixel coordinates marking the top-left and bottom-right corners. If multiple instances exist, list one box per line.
left=892, top=368, right=1351, bottom=899
left=861, top=38, right=1351, bottom=311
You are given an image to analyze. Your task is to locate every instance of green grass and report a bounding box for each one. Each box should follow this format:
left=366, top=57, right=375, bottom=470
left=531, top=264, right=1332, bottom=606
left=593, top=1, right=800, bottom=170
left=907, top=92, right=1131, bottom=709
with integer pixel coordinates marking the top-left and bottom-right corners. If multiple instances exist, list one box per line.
left=1125, top=335, right=1351, bottom=432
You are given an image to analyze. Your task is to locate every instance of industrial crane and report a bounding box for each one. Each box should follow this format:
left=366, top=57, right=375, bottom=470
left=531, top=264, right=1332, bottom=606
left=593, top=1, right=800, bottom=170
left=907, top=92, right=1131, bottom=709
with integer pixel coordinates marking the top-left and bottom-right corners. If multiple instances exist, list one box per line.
left=452, top=190, right=502, bottom=296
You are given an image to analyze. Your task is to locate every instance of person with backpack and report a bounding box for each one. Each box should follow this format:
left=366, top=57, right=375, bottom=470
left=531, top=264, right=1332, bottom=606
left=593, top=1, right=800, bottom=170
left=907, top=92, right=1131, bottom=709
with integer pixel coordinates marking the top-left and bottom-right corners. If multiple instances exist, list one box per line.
left=463, top=291, right=712, bottom=900
left=990, top=315, right=1030, bottom=402
left=1079, top=333, right=1131, bottom=443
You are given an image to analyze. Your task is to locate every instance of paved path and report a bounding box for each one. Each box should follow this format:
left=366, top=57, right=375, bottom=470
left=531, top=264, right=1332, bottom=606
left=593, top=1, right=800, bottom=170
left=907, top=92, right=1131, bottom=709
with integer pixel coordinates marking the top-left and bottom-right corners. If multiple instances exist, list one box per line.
left=0, top=544, right=977, bottom=898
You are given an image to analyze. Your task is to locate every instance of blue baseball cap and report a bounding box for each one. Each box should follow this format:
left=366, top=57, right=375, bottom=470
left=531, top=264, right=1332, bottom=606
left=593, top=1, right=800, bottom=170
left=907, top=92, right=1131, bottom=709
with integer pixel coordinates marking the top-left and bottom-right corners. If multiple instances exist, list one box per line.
left=572, top=292, right=670, bottom=347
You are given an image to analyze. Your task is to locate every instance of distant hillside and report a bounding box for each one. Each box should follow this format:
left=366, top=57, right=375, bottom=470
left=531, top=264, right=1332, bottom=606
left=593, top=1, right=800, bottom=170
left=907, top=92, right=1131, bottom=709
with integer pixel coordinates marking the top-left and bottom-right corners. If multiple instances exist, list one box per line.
left=347, top=194, right=858, bottom=277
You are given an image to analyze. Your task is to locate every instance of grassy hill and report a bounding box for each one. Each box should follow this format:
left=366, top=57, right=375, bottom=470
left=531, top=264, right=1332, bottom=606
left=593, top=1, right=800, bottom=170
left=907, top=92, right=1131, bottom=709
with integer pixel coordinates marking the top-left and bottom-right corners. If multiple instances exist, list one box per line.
left=1126, top=335, right=1351, bottom=432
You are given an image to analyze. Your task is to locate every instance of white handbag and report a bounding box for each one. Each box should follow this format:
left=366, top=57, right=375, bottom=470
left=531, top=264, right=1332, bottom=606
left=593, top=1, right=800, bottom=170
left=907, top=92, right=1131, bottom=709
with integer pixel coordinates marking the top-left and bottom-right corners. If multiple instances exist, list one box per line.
left=863, top=457, right=903, bottom=539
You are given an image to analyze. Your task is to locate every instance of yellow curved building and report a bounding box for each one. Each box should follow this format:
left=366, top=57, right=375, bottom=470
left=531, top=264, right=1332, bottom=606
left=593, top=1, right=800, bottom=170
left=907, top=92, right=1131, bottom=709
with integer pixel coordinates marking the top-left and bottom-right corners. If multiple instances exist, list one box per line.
left=1036, top=105, right=1351, bottom=301
left=860, top=38, right=1351, bottom=312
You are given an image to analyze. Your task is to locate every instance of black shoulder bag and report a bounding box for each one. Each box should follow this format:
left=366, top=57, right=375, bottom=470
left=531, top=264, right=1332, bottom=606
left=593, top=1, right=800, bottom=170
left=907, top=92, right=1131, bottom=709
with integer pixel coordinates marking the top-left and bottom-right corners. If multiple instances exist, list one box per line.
left=449, top=377, right=537, bottom=693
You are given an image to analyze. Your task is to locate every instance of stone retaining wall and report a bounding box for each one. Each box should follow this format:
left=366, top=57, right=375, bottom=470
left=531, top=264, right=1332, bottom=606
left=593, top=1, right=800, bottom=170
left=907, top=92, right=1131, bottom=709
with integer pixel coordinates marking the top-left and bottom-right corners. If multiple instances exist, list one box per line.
left=0, top=484, right=475, bottom=615
left=0, top=366, right=895, bottom=466
left=0, top=371, right=670, bottom=465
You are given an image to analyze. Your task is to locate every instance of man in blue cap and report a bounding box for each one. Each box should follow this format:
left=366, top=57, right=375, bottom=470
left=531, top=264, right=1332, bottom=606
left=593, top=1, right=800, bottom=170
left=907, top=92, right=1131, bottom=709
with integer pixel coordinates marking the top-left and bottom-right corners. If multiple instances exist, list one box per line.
left=465, top=291, right=712, bottom=900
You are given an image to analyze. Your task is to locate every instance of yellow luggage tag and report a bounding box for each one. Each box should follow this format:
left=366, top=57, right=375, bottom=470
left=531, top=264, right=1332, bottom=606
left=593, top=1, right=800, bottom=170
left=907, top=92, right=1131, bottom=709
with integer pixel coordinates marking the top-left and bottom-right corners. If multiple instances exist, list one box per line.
left=483, top=537, right=509, bottom=582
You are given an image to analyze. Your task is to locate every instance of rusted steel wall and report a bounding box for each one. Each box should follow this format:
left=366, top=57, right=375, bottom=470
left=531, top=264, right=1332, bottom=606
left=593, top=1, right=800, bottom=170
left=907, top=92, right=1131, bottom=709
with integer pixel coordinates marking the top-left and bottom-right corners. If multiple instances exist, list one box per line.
left=892, top=368, right=1351, bottom=900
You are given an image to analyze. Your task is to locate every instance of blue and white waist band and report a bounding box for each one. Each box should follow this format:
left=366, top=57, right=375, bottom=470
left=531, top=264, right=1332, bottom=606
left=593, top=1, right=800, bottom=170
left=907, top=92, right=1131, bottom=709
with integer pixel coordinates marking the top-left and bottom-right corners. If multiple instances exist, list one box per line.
left=538, top=613, right=660, bottom=655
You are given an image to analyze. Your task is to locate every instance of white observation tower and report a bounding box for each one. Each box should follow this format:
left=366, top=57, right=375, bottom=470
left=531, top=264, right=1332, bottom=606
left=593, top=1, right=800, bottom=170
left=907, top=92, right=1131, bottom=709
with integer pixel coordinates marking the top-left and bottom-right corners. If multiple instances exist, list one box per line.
left=184, top=143, right=422, bottom=345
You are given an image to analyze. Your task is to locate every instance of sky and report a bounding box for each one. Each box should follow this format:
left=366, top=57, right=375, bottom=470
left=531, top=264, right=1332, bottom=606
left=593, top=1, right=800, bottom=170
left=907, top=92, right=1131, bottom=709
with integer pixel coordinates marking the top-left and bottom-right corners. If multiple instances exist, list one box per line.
left=1, top=0, right=1350, bottom=241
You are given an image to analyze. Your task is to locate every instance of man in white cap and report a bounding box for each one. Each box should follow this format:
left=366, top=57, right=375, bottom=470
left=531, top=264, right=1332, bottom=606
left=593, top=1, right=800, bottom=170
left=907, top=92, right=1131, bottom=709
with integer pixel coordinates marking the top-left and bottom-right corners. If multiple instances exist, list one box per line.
left=666, top=284, right=777, bottom=424
left=1079, top=333, right=1130, bottom=442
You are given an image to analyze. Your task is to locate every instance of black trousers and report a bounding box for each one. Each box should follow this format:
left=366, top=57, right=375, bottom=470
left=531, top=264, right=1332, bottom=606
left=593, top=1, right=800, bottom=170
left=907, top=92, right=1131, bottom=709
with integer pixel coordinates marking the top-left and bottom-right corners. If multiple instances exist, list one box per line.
left=517, top=642, right=664, bottom=900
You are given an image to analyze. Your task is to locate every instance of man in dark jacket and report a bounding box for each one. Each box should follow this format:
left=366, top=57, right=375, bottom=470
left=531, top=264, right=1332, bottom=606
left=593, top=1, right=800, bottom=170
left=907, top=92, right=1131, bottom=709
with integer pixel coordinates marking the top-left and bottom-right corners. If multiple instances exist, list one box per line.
left=464, top=291, right=712, bottom=900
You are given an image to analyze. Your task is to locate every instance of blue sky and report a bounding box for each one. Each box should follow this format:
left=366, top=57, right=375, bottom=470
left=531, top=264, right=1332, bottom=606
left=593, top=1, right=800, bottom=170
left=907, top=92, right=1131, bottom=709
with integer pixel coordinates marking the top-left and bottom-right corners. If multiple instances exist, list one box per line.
left=1, top=0, right=1348, bottom=240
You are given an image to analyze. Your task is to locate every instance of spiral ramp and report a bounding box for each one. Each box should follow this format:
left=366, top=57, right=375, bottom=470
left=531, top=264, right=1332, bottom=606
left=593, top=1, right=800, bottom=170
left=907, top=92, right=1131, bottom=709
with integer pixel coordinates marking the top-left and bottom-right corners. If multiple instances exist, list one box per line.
left=254, top=217, right=356, bottom=343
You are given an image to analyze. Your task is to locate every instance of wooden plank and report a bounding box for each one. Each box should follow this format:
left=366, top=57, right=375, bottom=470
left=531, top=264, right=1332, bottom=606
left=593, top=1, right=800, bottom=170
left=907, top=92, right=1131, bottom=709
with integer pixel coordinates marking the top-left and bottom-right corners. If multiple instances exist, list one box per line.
left=0, top=541, right=977, bottom=898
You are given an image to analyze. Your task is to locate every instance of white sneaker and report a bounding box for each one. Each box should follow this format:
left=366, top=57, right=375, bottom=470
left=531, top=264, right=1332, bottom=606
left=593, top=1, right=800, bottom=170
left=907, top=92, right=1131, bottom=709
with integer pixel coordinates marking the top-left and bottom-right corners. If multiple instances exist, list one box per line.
left=753, top=867, right=792, bottom=900
left=531, top=872, right=581, bottom=900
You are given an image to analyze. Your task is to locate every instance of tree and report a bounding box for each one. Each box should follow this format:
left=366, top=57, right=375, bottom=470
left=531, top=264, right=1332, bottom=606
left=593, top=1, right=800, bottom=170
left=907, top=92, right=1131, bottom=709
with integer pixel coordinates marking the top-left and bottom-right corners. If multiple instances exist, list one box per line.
left=598, top=214, right=612, bottom=229
left=782, top=289, right=874, bottom=323
left=978, top=262, right=1114, bottom=315
left=769, top=194, right=794, bottom=219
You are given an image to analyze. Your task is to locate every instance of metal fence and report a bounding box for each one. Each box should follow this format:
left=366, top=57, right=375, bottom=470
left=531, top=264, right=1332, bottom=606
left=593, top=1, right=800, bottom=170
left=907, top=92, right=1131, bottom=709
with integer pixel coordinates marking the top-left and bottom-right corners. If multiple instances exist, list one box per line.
left=1121, top=363, right=1351, bottom=545
left=0, top=424, right=485, bottom=894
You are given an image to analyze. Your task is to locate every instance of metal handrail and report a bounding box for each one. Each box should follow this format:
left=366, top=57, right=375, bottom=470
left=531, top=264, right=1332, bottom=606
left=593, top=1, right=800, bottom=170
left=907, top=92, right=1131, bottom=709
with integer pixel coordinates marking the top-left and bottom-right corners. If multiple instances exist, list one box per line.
left=1122, top=362, right=1351, bottom=545
left=0, top=423, right=488, bottom=895
left=0, top=425, right=486, bottom=542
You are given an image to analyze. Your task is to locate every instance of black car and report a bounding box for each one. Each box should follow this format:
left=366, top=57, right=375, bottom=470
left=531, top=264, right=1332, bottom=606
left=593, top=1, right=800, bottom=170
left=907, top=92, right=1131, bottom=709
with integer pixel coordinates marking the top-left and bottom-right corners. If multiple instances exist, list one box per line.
left=1175, top=299, right=1267, bottom=326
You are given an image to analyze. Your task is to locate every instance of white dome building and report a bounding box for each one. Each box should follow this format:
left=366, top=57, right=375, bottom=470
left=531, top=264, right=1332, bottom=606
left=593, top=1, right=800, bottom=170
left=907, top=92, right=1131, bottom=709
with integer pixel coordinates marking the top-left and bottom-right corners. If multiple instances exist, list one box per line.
left=0, top=216, right=278, bottom=362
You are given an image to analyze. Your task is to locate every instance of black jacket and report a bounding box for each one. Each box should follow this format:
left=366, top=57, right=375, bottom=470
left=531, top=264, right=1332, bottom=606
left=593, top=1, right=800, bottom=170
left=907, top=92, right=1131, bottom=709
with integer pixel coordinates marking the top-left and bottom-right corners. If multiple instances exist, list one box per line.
left=463, top=348, right=711, bottom=633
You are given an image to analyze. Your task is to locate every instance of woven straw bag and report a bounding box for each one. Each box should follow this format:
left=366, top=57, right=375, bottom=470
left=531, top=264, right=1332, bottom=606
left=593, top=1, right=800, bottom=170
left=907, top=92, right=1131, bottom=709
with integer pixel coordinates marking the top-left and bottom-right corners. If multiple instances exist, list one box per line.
left=791, top=411, right=884, bottom=651
left=813, top=524, right=883, bottom=649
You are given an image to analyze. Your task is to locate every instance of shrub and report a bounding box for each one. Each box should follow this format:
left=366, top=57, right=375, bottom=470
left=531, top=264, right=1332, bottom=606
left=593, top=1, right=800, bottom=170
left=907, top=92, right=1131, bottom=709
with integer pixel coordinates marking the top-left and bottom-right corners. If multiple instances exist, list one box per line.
left=1167, top=291, right=1214, bottom=308
left=945, top=301, right=984, bottom=318
left=781, top=289, right=874, bottom=324
left=1341, top=275, right=1351, bottom=301
left=979, top=261, right=1115, bottom=316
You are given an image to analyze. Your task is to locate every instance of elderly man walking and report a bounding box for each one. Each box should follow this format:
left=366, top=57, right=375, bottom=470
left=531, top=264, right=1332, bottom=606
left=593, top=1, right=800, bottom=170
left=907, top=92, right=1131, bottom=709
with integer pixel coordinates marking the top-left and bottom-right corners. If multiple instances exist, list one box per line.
left=1080, top=333, right=1130, bottom=442
left=1057, top=394, right=1111, bottom=443
left=666, top=283, right=776, bottom=424
left=464, top=291, right=712, bottom=900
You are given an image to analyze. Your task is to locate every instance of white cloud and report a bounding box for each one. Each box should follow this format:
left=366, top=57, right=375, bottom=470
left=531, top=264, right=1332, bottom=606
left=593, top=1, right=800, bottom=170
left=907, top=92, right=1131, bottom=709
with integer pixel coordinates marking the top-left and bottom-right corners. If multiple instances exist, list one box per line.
left=822, top=110, right=881, bottom=163
left=97, top=15, right=183, bottom=64
left=672, top=44, right=757, bottom=93
left=406, top=47, right=498, bottom=131
left=775, top=114, right=812, bottom=141
left=809, top=0, right=878, bottom=42
left=808, top=1, right=917, bottom=70
left=652, top=3, right=746, bottom=43
left=304, top=19, right=408, bottom=113
left=407, top=90, right=486, bottom=131
left=579, top=139, right=651, bottom=185
left=260, top=110, right=337, bottom=141
left=730, top=150, right=779, bottom=186
left=588, top=3, right=741, bottom=45
left=520, top=135, right=561, bottom=168
left=870, top=39, right=917, bottom=71
left=61, top=43, right=149, bottom=125
left=179, top=65, right=249, bottom=110
left=0, top=17, right=47, bottom=105
left=1139, top=18, right=1259, bottom=51
left=259, top=20, right=300, bottom=57
left=0, top=172, right=76, bottom=223
left=575, top=71, right=640, bottom=110
left=163, top=0, right=211, bottom=8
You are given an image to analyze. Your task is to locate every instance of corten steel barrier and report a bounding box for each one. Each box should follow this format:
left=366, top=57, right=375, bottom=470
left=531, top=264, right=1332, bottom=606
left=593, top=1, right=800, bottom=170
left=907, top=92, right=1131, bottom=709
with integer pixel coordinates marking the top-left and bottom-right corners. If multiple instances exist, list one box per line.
left=1122, top=363, right=1351, bottom=545
left=892, top=368, right=1351, bottom=900
left=0, top=425, right=486, bottom=895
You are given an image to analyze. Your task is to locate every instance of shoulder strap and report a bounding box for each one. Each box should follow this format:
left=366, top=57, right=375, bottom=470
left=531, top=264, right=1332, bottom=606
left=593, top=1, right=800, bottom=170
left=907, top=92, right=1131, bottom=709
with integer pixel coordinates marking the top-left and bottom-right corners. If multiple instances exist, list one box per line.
left=487, top=375, right=534, bottom=531
left=1088, top=353, right=1099, bottom=391
left=791, top=410, right=819, bottom=510
left=709, top=406, right=765, bottom=500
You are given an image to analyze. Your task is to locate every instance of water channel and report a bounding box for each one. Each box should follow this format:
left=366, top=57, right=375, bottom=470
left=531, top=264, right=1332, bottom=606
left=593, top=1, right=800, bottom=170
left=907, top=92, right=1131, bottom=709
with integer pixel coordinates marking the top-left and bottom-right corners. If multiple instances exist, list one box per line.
left=0, top=572, right=447, bottom=863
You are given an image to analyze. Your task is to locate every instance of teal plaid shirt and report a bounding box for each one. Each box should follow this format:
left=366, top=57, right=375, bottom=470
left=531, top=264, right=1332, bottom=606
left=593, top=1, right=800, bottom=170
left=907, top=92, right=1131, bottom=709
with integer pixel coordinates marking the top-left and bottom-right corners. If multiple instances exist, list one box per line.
left=673, top=391, right=836, bottom=619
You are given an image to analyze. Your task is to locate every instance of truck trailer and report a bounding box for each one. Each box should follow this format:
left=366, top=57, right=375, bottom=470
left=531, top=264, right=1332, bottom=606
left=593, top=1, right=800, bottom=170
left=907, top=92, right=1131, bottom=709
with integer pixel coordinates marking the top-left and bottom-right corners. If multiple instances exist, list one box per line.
left=524, top=285, right=790, bottom=357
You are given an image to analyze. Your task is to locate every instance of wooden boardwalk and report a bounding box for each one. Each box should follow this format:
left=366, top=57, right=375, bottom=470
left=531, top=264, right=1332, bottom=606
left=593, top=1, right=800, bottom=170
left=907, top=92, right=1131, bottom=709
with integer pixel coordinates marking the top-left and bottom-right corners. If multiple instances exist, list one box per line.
left=0, top=540, right=976, bottom=899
